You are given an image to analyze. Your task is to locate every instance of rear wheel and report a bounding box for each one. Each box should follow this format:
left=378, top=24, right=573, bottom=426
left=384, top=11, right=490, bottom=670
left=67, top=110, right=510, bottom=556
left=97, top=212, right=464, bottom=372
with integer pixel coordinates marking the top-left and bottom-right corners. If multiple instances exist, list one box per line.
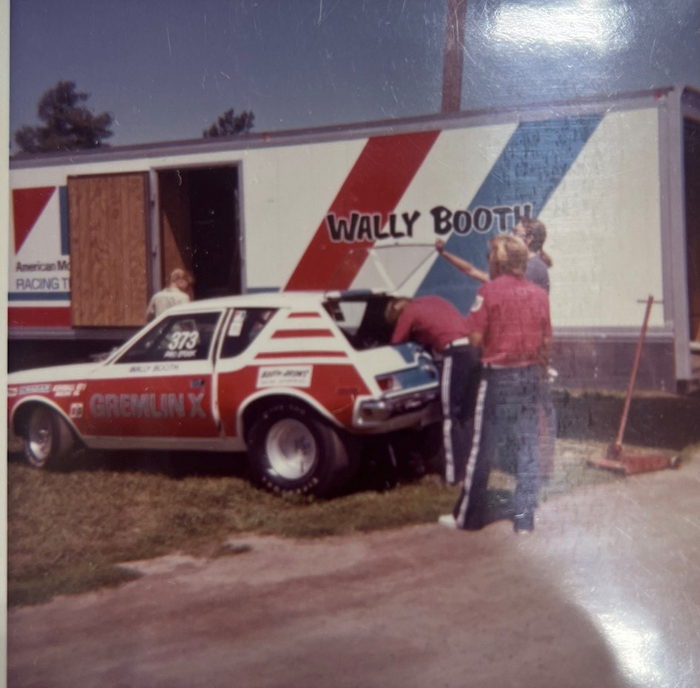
left=21, top=405, right=72, bottom=469
left=248, top=402, right=351, bottom=497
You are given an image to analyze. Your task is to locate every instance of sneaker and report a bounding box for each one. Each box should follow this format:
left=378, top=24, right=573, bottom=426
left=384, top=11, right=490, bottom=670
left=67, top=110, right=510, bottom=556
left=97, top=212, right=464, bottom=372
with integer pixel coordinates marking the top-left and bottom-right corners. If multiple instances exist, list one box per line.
left=438, top=514, right=458, bottom=529
left=513, top=512, right=534, bottom=534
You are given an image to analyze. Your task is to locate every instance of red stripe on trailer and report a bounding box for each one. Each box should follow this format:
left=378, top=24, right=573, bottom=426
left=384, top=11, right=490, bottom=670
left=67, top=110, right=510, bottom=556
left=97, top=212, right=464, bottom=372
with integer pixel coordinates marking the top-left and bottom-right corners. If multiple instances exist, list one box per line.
left=284, top=131, right=439, bottom=291
left=12, top=187, right=56, bottom=253
left=8, top=307, right=71, bottom=328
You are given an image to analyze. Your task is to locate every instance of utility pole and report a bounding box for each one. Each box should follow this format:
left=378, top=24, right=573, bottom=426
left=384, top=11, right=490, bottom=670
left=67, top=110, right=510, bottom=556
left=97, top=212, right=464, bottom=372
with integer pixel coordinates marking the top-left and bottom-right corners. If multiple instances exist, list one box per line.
left=441, top=0, right=467, bottom=114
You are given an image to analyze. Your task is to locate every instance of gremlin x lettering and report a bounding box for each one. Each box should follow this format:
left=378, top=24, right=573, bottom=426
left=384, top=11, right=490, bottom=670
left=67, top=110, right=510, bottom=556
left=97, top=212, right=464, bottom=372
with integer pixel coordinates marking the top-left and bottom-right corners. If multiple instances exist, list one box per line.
left=8, top=292, right=441, bottom=497
left=88, top=392, right=207, bottom=419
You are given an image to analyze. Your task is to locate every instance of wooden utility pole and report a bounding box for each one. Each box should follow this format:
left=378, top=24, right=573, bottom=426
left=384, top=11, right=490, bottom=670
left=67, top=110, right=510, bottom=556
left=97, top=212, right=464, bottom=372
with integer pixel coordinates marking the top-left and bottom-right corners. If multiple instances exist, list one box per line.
left=441, top=0, right=467, bottom=114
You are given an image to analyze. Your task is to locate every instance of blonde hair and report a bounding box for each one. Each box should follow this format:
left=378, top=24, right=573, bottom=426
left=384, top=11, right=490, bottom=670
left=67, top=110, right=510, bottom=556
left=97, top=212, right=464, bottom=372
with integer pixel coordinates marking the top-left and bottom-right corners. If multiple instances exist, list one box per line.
left=489, top=235, right=528, bottom=278
left=170, top=268, right=187, bottom=284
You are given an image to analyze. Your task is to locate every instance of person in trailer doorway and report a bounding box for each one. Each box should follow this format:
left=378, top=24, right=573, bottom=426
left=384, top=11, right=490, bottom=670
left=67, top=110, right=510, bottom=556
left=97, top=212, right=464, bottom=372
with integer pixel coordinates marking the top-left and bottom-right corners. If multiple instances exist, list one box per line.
left=385, top=296, right=482, bottom=485
left=146, top=268, right=193, bottom=321
left=439, top=235, right=551, bottom=534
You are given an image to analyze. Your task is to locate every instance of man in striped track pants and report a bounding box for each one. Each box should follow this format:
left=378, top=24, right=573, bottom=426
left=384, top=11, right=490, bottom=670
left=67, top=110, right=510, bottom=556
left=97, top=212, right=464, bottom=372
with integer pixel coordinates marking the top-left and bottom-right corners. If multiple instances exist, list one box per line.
left=439, top=234, right=552, bottom=534
left=386, top=295, right=481, bottom=485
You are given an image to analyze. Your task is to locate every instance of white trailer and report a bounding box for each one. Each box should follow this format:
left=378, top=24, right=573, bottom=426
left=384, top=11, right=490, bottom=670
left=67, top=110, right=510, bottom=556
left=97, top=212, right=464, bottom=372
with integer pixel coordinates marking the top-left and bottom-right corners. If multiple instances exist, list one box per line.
left=9, top=86, right=700, bottom=392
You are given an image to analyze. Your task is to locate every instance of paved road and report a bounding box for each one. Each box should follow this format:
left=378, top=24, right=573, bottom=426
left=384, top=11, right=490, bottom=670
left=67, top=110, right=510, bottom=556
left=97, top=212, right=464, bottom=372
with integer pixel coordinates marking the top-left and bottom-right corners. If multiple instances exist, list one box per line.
left=8, top=452, right=700, bottom=688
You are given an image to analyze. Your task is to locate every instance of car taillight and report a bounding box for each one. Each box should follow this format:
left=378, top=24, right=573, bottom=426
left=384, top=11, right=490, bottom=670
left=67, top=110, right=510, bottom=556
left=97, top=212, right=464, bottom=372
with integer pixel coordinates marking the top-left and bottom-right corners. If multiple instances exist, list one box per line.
left=376, top=374, right=401, bottom=392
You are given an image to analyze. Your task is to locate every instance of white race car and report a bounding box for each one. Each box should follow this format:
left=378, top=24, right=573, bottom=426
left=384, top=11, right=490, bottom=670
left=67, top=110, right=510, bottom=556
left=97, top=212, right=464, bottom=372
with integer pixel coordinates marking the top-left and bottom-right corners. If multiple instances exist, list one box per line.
left=8, top=290, right=441, bottom=496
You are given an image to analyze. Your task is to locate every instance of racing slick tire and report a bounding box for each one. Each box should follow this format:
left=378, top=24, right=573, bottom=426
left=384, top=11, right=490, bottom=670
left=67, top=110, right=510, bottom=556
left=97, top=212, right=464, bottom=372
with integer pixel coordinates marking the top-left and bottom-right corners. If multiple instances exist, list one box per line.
left=20, top=404, right=74, bottom=470
left=248, top=402, right=352, bottom=498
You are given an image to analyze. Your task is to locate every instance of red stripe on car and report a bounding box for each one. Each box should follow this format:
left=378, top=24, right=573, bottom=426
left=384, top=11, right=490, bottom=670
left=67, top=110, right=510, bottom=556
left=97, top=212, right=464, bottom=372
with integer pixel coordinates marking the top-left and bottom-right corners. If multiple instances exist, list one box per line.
left=287, top=312, right=321, bottom=318
left=271, top=329, right=334, bottom=338
left=255, top=351, right=347, bottom=359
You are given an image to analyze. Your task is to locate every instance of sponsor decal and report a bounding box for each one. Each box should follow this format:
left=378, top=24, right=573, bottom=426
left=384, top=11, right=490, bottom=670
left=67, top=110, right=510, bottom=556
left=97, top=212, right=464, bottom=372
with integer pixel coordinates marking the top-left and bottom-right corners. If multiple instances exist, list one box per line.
left=228, top=310, right=247, bottom=337
left=52, top=383, right=76, bottom=398
left=154, top=364, right=179, bottom=373
left=128, top=363, right=180, bottom=374
left=257, top=365, right=313, bottom=388
left=8, top=387, right=18, bottom=397
left=88, top=392, right=207, bottom=419
left=14, top=277, right=69, bottom=292
left=19, top=384, right=51, bottom=395
left=52, top=382, right=87, bottom=397
left=69, top=403, right=83, bottom=419
left=162, top=330, right=200, bottom=359
left=15, top=260, right=70, bottom=272
left=325, top=204, right=532, bottom=242
left=129, top=365, right=151, bottom=374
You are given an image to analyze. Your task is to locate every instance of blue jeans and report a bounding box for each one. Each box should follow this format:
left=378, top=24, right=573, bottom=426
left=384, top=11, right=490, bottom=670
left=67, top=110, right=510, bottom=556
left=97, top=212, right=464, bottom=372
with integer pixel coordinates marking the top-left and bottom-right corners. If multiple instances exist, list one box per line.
left=454, top=365, right=542, bottom=527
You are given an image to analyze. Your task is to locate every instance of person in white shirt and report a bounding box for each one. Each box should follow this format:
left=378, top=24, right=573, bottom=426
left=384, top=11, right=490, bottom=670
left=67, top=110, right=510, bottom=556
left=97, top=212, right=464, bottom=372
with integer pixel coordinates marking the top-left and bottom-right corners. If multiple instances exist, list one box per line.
left=145, top=268, right=192, bottom=321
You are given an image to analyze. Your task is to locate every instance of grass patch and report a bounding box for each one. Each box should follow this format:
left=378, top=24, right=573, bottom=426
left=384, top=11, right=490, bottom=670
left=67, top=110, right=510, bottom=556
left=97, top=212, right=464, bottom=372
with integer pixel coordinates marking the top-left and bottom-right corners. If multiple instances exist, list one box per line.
left=7, top=458, right=458, bottom=607
left=8, top=437, right=690, bottom=607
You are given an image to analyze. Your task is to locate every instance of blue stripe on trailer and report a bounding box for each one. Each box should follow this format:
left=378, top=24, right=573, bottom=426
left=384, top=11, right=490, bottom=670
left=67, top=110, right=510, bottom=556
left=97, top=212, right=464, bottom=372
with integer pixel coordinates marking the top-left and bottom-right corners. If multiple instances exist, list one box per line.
left=9, top=292, right=71, bottom=301
left=417, top=114, right=602, bottom=313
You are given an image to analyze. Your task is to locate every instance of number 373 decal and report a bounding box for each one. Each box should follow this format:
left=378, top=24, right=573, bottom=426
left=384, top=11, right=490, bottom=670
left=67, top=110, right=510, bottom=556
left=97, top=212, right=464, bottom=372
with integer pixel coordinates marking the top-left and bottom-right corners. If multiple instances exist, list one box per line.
left=164, top=330, right=200, bottom=360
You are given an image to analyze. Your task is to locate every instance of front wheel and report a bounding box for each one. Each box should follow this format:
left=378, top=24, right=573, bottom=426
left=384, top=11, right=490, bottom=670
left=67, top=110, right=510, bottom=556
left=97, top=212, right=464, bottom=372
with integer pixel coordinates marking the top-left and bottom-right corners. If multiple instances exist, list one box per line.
left=21, top=405, right=73, bottom=469
left=248, top=403, right=351, bottom=497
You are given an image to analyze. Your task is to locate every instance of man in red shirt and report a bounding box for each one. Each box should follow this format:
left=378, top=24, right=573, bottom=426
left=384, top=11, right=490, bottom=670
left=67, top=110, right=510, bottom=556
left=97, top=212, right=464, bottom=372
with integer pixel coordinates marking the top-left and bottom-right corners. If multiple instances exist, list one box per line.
left=442, top=234, right=551, bottom=533
left=387, top=295, right=481, bottom=484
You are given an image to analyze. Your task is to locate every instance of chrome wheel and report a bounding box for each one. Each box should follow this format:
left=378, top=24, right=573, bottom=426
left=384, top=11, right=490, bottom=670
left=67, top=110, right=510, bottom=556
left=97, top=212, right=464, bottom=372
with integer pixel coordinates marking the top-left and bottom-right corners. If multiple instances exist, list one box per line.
left=249, top=402, right=352, bottom=496
left=265, top=418, right=318, bottom=480
left=24, top=406, right=56, bottom=467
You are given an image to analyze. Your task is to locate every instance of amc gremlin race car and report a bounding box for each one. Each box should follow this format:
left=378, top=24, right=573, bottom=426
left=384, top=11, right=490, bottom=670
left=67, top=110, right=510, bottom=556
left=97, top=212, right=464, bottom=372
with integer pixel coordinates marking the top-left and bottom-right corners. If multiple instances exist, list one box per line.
left=8, top=290, right=441, bottom=497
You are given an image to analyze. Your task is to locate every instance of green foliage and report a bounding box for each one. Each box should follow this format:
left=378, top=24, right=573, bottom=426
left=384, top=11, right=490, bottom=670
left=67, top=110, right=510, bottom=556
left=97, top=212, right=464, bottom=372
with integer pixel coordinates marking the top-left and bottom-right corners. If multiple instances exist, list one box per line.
left=14, top=80, right=113, bottom=153
left=203, top=108, right=255, bottom=138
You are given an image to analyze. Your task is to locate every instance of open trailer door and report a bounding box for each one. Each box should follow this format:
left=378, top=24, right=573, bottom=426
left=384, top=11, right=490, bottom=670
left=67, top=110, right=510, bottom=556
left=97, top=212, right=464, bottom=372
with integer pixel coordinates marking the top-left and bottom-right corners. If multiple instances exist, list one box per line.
left=158, top=166, right=242, bottom=300
left=68, top=172, right=150, bottom=327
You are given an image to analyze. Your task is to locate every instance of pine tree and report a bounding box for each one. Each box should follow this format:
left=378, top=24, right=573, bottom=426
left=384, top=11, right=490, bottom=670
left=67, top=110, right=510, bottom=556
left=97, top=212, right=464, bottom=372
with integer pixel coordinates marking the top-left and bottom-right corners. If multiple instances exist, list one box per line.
left=203, top=109, right=255, bottom=138
left=14, top=80, right=113, bottom=153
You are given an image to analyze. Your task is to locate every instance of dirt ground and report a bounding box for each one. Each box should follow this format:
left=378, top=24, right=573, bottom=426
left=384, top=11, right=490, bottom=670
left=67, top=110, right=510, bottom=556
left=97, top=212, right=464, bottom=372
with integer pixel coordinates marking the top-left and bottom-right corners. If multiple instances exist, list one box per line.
left=7, top=443, right=700, bottom=688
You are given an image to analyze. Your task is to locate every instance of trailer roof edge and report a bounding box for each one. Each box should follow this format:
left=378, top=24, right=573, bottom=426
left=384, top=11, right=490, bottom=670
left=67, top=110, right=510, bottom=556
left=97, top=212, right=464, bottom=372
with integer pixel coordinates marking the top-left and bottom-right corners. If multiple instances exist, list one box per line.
left=9, top=86, right=684, bottom=170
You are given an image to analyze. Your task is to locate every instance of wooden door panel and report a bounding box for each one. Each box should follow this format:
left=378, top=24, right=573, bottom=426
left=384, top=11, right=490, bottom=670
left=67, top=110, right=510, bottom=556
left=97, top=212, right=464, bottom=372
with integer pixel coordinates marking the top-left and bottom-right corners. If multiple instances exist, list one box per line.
left=69, top=173, right=149, bottom=327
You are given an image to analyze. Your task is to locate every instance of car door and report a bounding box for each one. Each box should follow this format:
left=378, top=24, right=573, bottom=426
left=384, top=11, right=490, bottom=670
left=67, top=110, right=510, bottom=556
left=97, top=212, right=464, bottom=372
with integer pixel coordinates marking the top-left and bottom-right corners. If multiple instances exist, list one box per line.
left=81, top=311, right=224, bottom=447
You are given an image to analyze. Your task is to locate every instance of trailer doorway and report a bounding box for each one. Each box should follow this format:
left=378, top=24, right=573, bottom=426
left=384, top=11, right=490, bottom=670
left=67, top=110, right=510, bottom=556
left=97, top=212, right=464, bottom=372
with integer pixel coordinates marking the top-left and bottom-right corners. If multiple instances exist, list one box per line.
left=685, top=118, right=700, bottom=345
left=158, top=165, right=242, bottom=300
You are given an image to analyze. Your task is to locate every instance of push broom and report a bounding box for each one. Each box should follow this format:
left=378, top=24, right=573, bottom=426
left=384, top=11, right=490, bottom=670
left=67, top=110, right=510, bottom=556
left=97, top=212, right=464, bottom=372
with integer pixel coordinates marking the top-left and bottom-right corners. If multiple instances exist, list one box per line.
left=588, top=295, right=680, bottom=475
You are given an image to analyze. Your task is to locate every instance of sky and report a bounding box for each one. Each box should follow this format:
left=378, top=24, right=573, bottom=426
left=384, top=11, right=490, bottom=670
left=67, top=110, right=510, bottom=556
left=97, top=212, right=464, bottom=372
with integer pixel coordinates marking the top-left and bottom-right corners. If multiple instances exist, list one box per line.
left=8, top=0, right=700, bottom=149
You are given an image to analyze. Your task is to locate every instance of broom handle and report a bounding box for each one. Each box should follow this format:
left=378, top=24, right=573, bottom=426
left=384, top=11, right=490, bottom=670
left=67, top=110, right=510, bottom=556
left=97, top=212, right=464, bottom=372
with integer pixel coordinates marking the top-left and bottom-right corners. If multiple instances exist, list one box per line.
left=614, top=295, right=655, bottom=450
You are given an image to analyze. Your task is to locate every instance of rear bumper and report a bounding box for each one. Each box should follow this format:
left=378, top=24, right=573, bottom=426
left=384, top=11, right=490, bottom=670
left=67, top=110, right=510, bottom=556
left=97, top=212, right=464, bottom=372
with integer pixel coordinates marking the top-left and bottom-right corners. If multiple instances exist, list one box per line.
left=353, top=387, right=441, bottom=432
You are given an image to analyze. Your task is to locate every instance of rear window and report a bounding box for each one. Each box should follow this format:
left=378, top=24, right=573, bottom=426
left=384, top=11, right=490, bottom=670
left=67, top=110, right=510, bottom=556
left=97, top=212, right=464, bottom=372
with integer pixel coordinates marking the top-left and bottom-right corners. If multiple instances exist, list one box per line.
left=325, top=295, right=393, bottom=350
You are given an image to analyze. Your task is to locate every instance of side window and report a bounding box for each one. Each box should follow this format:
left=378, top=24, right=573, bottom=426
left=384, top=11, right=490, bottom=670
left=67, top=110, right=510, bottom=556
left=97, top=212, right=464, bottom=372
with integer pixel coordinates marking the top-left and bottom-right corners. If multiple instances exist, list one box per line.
left=221, top=308, right=276, bottom=358
left=117, top=312, right=222, bottom=363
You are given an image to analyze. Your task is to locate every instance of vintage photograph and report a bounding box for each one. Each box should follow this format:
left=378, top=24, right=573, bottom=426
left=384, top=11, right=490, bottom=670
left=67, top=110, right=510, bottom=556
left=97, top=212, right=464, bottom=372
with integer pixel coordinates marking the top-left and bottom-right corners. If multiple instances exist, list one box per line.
left=5, top=0, right=700, bottom=686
